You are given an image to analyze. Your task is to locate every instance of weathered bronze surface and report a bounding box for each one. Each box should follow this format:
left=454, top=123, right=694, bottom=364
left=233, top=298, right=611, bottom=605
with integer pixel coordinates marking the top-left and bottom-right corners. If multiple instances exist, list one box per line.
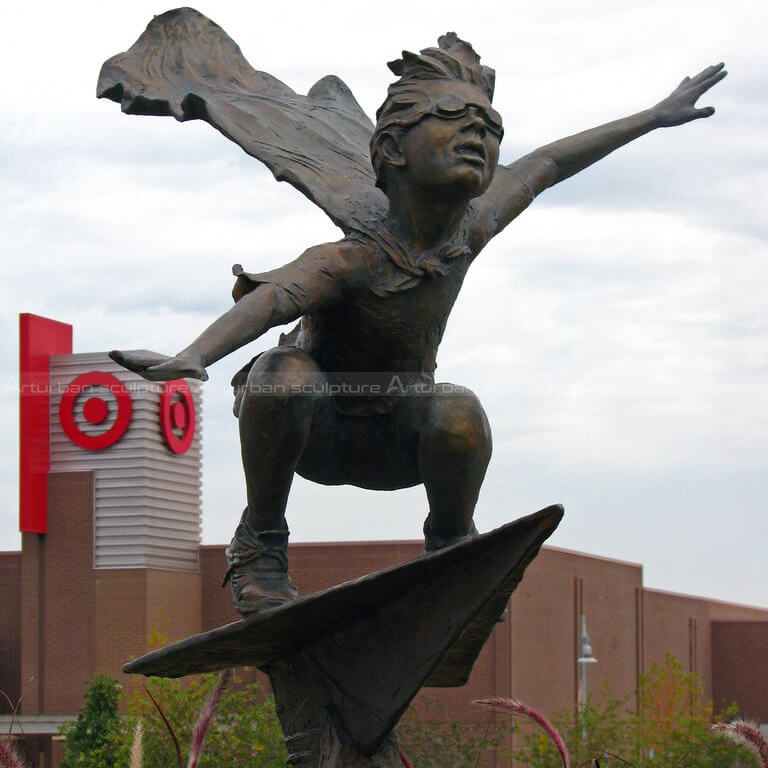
left=100, top=9, right=724, bottom=764
left=124, top=506, right=562, bottom=763
left=100, top=8, right=724, bottom=613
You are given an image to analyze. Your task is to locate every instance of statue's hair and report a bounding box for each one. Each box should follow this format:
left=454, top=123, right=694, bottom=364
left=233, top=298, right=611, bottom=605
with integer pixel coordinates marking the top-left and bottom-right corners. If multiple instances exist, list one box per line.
left=370, top=33, right=496, bottom=192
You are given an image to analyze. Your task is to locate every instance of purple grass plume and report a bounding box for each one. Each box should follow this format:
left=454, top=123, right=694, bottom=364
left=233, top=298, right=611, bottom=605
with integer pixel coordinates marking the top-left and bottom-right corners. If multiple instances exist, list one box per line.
left=0, top=738, right=28, bottom=768
left=475, top=697, right=571, bottom=768
left=713, top=719, right=768, bottom=767
left=186, top=669, right=232, bottom=768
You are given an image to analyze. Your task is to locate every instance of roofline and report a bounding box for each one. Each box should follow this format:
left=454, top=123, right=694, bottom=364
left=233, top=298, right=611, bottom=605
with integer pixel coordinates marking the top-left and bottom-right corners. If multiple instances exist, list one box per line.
left=644, top=586, right=768, bottom=614
left=201, top=539, right=643, bottom=568
left=541, top=543, right=643, bottom=569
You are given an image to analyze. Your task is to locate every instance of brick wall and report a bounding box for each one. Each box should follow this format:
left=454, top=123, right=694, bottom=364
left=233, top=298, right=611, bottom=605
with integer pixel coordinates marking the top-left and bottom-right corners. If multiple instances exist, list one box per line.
left=20, top=472, right=95, bottom=716
left=712, top=621, right=768, bottom=721
left=0, top=552, right=21, bottom=712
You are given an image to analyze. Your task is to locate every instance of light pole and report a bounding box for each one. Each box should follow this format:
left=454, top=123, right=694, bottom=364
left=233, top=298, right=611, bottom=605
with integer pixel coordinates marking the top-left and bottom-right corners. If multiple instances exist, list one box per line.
left=578, top=613, right=598, bottom=744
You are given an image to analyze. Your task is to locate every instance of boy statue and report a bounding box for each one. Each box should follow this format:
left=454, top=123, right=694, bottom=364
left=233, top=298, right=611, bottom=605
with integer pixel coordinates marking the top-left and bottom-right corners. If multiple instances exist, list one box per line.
left=102, top=9, right=725, bottom=615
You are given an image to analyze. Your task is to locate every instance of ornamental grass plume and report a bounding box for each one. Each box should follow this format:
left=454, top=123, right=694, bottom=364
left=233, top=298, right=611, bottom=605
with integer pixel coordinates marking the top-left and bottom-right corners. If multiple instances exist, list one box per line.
left=0, top=692, right=21, bottom=738
left=186, top=669, right=232, bottom=768
left=130, top=719, right=144, bottom=768
left=474, top=697, right=570, bottom=768
left=0, top=738, right=27, bottom=768
left=713, top=719, right=768, bottom=767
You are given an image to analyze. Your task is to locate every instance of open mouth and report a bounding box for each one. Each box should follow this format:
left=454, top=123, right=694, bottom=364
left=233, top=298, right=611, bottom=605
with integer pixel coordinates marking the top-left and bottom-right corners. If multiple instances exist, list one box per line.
left=455, top=141, right=486, bottom=166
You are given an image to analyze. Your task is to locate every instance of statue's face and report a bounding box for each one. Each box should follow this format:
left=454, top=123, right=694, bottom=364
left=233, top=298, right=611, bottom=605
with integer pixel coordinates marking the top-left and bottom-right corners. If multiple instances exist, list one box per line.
left=398, top=81, right=502, bottom=200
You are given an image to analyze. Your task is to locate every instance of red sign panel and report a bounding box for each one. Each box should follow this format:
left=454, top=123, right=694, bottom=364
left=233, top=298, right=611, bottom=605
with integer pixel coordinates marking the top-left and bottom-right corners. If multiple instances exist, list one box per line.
left=21, top=313, right=197, bottom=533
left=19, top=313, right=73, bottom=534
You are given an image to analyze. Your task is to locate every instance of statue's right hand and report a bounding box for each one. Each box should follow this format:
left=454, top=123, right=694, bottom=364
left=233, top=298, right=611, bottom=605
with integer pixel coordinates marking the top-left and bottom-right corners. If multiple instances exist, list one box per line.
left=109, top=350, right=209, bottom=382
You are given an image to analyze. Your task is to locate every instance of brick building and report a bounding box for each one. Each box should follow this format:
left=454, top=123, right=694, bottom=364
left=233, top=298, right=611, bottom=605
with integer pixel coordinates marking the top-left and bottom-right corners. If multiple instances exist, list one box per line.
left=3, top=517, right=768, bottom=766
left=4, top=314, right=768, bottom=766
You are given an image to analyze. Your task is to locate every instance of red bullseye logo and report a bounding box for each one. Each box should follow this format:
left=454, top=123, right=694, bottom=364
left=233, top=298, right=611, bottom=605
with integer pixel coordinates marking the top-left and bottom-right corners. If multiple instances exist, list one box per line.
left=160, top=380, right=195, bottom=455
left=60, top=371, right=133, bottom=450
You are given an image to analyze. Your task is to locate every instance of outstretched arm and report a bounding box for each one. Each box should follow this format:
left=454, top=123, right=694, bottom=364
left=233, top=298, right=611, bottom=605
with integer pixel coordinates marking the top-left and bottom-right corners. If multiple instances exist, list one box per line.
left=477, top=63, right=726, bottom=240
left=110, top=242, right=357, bottom=381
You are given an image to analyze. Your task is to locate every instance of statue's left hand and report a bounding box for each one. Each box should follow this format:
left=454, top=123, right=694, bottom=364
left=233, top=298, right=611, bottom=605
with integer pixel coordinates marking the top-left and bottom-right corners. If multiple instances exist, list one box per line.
left=653, top=63, right=727, bottom=127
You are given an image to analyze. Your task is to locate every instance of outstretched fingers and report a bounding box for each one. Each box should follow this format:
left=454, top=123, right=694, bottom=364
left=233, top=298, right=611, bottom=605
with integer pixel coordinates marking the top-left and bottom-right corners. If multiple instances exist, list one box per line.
left=108, top=349, right=208, bottom=381
left=678, top=63, right=722, bottom=89
left=695, top=68, right=727, bottom=94
left=688, top=65, right=727, bottom=100
left=689, top=62, right=725, bottom=84
left=690, top=67, right=727, bottom=119
left=109, top=349, right=171, bottom=373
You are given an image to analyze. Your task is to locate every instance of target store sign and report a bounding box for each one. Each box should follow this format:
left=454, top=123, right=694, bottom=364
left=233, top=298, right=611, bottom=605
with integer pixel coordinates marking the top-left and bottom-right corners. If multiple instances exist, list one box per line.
left=59, top=371, right=196, bottom=455
left=158, top=380, right=196, bottom=454
left=59, top=371, right=133, bottom=450
left=20, top=314, right=202, bottom=550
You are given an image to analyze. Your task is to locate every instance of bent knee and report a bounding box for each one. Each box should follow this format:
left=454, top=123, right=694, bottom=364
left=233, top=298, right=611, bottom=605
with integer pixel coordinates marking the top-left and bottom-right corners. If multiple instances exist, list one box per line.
left=426, top=387, right=492, bottom=457
left=251, top=346, right=319, bottom=376
left=243, top=347, right=324, bottom=400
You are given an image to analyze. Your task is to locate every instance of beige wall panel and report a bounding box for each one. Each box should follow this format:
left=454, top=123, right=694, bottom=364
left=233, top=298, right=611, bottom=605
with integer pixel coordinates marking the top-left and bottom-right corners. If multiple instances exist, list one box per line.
left=49, top=353, right=202, bottom=571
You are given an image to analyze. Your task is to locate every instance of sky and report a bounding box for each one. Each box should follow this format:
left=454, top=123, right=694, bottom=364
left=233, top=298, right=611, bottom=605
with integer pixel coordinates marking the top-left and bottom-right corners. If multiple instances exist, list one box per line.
left=2, top=0, right=766, bottom=606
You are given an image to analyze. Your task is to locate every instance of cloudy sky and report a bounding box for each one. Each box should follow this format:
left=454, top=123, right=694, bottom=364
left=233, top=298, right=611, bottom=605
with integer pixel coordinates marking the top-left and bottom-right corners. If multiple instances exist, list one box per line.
left=2, top=0, right=766, bottom=606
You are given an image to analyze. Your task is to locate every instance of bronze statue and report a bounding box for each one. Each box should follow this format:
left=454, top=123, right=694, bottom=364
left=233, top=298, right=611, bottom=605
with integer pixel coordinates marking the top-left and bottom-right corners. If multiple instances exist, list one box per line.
left=100, top=8, right=726, bottom=616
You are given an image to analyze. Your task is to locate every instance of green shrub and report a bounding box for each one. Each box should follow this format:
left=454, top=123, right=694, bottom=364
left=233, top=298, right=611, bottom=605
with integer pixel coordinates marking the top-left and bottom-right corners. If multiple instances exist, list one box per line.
left=123, top=673, right=286, bottom=767
left=397, top=697, right=500, bottom=767
left=510, top=654, right=755, bottom=767
left=59, top=675, right=127, bottom=768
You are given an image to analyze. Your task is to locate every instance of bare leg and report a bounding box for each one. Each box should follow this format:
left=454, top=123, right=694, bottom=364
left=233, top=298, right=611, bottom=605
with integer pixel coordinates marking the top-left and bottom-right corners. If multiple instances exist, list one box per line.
left=226, top=346, right=324, bottom=614
left=239, top=347, right=324, bottom=530
left=414, top=384, right=492, bottom=550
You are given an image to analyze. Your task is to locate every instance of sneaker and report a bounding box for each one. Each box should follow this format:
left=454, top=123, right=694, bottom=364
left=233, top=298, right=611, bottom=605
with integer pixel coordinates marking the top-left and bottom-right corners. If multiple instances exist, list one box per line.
left=223, top=522, right=298, bottom=616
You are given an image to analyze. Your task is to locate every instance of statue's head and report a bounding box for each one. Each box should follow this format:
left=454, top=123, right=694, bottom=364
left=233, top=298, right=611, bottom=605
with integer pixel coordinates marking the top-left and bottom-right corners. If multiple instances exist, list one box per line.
left=371, top=33, right=503, bottom=200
